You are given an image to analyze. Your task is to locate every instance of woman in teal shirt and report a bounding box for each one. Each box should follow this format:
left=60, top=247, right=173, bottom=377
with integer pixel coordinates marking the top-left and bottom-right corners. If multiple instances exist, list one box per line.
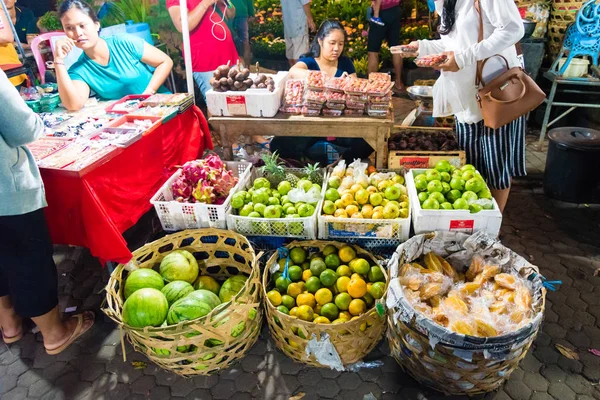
left=54, top=0, right=173, bottom=111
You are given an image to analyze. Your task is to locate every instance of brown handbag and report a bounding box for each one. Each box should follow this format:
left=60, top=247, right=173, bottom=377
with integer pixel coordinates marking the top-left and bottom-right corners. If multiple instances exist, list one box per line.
left=474, top=0, right=545, bottom=129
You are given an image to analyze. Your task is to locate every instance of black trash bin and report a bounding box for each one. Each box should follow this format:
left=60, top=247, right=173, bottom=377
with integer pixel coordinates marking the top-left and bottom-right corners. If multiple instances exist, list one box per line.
left=544, top=127, right=600, bottom=203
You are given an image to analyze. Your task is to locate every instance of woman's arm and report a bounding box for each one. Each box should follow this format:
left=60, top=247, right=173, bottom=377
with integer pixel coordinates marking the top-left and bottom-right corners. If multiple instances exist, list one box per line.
left=140, top=42, right=174, bottom=94
left=168, top=0, right=217, bottom=32
left=54, top=37, right=91, bottom=111
left=415, top=39, right=446, bottom=57
left=288, top=61, right=309, bottom=79
left=0, top=7, right=14, bottom=44
left=454, top=0, right=524, bottom=69
left=225, top=2, right=235, bottom=20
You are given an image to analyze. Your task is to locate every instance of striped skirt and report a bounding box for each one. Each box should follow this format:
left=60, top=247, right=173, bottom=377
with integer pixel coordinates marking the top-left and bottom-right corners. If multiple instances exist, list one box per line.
left=455, top=116, right=527, bottom=190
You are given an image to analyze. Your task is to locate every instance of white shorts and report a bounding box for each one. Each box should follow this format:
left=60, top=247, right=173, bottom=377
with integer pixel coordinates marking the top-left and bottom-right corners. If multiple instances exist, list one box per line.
left=285, top=34, right=309, bottom=60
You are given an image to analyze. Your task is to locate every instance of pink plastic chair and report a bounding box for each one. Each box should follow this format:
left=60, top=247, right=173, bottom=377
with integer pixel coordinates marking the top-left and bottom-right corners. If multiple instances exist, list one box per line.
left=30, top=32, right=67, bottom=84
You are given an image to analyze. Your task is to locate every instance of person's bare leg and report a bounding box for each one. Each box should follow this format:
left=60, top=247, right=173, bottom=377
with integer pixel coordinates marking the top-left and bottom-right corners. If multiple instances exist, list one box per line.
left=393, top=53, right=405, bottom=91
left=491, top=187, right=511, bottom=214
left=0, top=296, right=22, bottom=338
left=31, top=306, right=94, bottom=350
left=368, top=51, right=379, bottom=74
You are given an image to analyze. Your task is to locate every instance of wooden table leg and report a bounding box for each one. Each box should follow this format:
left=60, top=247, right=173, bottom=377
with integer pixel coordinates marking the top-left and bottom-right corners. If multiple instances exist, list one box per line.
left=375, top=127, right=388, bottom=169
left=219, top=124, right=234, bottom=161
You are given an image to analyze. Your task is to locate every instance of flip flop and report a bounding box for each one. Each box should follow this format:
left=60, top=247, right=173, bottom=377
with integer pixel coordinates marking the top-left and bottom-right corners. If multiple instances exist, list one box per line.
left=1, top=327, right=24, bottom=344
left=45, top=311, right=95, bottom=355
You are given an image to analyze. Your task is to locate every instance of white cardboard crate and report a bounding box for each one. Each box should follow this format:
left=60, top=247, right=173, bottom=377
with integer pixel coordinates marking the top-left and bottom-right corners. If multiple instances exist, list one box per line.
left=406, top=169, right=502, bottom=237
left=226, top=168, right=326, bottom=239
left=206, top=71, right=288, bottom=118
left=318, top=169, right=411, bottom=242
left=150, top=161, right=252, bottom=231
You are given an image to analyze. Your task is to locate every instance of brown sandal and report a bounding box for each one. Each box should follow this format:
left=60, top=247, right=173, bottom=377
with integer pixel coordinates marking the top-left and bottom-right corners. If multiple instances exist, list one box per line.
left=45, top=311, right=95, bottom=355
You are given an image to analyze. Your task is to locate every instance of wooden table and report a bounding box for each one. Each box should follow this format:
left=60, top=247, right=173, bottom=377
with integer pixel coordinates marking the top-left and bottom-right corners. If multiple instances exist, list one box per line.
left=210, top=112, right=394, bottom=168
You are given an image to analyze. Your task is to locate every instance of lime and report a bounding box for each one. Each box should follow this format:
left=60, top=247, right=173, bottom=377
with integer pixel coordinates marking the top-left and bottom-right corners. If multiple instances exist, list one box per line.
left=362, top=292, right=375, bottom=307
left=321, top=303, right=339, bottom=320
left=322, top=244, right=338, bottom=256
left=324, top=254, right=341, bottom=269
left=275, top=276, right=291, bottom=293
left=289, top=247, right=307, bottom=264
left=267, top=290, right=282, bottom=306
left=305, top=276, right=322, bottom=293
left=334, top=292, right=352, bottom=311
left=351, top=258, right=370, bottom=275
left=272, top=271, right=282, bottom=284
left=276, top=305, right=290, bottom=314
left=336, top=265, right=352, bottom=277
left=281, top=294, right=296, bottom=309
left=301, top=261, right=310, bottom=270
left=310, top=258, right=327, bottom=277
left=367, top=266, right=385, bottom=283
left=369, top=282, right=386, bottom=299
left=288, top=265, right=303, bottom=282
left=319, top=269, right=338, bottom=287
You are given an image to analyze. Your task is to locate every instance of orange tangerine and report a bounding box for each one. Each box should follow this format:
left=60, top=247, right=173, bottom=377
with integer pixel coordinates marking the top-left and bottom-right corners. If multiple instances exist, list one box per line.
left=339, top=311, right=352, bottom=320
left=315, top=288, right=333, bottom=305
left=336, top=276, right=351, bottom=293
left=348, top=299, right=366, bottom=316
left=286, top=282, right=303, bottom=298
left=347, top=278, right=368, bottom=298
left=296, top=305, right=314, bottom=321
left=313, top=316, right=330, bottom=324
left=296, top=293, right=316, bottom=308
left=302, top=269, right=312, bottom=282
left=338, top=245, right=356, bottom=263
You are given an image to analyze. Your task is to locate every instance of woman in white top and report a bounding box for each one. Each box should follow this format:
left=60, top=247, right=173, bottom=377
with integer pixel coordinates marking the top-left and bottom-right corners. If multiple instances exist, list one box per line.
left=407, top=0, right=525, bottom=212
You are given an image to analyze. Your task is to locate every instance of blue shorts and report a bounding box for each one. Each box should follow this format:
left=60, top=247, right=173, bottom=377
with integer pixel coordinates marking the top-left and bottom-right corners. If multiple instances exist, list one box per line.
left=231, top=17, right=249, bottom=47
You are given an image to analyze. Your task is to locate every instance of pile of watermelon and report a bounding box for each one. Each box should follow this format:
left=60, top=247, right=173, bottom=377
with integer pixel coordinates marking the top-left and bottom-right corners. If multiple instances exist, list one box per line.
left=121, top=249, right=249, bottom=332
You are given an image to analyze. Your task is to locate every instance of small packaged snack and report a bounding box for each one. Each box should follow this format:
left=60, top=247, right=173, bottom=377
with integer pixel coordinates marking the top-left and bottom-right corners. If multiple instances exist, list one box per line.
left=345, top=93, right=368, bottom=103
left=342, top=78, right=369, bottom=95
left=322, top=108, right=343, bottom=117
left=367, top=109, right=390, bottom=118
left=344, top=108, right=365, bottom=116
left=368, top=72, right=391, bottom=82
left=304, top=89, right=327, bottom=104
left=368, top=93, right=392, bottom=104
left=325, top=101, right=345, bottom=110
left=301, top=106, right=321, bottom=116
left=283, top=79, right=305, bottom=106
left=368, top=102, right=391, bottom=111
left=390, top=44, right=419, bottom=57
left=366, top=80, right=394, bottom=96
left=324, top=76, right=346, bottom=91
left=325, top=90, right=346, bottom=103
left=414, top=54, right=448, bottom=67
left=345, top=100, right=367, bottom=110
left=307, top=71, right=326, bottom=90
left=279, top=105, right=302, bottom=114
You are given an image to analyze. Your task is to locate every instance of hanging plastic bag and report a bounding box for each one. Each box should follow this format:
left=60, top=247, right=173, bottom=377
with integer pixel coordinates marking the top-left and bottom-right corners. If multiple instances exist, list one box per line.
left=350, top=159, right=369, bottom=188
left=432, top=73, right=468, bottom=118
left=287, top=186, right=322, bottom=205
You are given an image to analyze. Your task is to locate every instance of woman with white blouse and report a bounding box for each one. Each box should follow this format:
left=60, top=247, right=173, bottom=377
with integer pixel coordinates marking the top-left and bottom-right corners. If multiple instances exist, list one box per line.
left=404, top=0, right=525, bottom=213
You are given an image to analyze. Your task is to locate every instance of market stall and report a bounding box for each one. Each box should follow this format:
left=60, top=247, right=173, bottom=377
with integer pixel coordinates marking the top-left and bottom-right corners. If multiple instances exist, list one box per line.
left=25, top=93, right=212, bottom=264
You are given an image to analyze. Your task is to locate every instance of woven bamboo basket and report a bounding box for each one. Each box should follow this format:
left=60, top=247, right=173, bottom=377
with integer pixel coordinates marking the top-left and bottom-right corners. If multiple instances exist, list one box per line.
left=103, top=229, right=263, bottom=376
left=263, top=240, right=388, bottom=368
left=386, top=232, right=547, bottom=395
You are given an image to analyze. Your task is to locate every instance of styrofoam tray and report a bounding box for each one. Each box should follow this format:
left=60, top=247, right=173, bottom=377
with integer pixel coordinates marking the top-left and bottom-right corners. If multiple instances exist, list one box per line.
left=206, top=71, right=289, bottom=118
left=406, top=169, right=502, bottom=237
left=150, top=161, right=252, bottom=231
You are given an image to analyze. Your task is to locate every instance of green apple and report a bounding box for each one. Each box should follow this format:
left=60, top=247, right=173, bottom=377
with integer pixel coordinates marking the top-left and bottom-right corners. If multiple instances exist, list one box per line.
left=478, top=189, right=492, bottom=200
left=254, top=203, right=266, bottom=216
left=440, top=172, right=451, bottom=183
left=422, top=198, right=440, bottom=210
left=325, top=188, right=341, bottom=202
left=252, top=188, right=269, bottom=205
left=248, top=211, right=261, bottom=218
left=231, top=192, right=245, bottom=209
left=285, top=206, right=296, bottom=215
left=298, top=203, right=315, bottom=217
left=369, top=192, right=383, bottom=206
left=446, top=189, right=462, bottom=203
left=277, top=180, right=292, bottom=195
left=427, top=180, right=443, bottom=193
left=355, top=189, right=370, bottom=205
left=297, top=179, right=312, bottom=192
left=425, top=169, right=441, bottom=182
left=428, top=192, right=446, bottom=204
left=384, top=186, right=401, bottom=200
left=398, top=208, right=409, bottom=219
left=465, top=178, right=485, bottom=193
left=383, top=203, right=400, bottom=219
left=469, top=204, right=483, bottom=214
left=311, top=184, right=322, bottom=192
left=322, top=200, right=336, bottom=215
left=453, top=198, right=469, bottom=210
left=239, top=204, right=254, bottom=216
left=462, top=191, right=478, bottom=202
left=450, top=177, right=465, bottom=191
left=253, top=177, right=271, bottom=190
left=418, top=192, right=429, bottom=203
left=414, top=174, right=429, bottom=191
left=328, top=175, right=341, bottom=189
left=461, top=164, right=476, bottom=172
left=435, top=160, right=452, bottom=173
left=264, top=205, right=282, bottom=218
left=268, top=197, right=280, bottom=206
left=392, top=175, right=405, bottom=185
left=441, top=182, right=451, bottom=194
left=440, top=202, right=453, bottom=210
left=461, top=170, right=475, bottom=181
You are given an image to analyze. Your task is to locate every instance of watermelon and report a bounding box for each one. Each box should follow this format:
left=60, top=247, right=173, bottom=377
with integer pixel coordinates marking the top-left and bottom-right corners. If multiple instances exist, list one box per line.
left=122, top=288, right=168, bottom=328
left=159, top=250, right=199, bottom=284
left=161, top=281, right=194, bottom=306
left=123, top=268, right=164, bottom=299
left=187, top=290, right=221, bottom=310
left=167, top=296, right=213, bottom=325
left=194, top=276, right=221, bottom=296
left=218, top=275, right=248, bottom=303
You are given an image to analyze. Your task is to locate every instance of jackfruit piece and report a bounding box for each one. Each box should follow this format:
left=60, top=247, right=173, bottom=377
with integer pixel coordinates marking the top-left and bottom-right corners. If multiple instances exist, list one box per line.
left=436, top=254, right=457, bottom=280
left=475, top=319, right=498, bottom=337
left=466, top=256, right=484, bottom=281
left=515, top=286, right=532, bottom=309
left=510, top=310, right=526, bottom=323
left=400, top=276, right=423, bottom=291
left=399, top=263, right=412, bottom=277
left=429, top=295, right=442, bottom=308
left=481, top=265, right=502, bottom=280
left=424, top=252, right=443, bottom=273
left=494, top=273, right=517, bottom=290
left=410, top=263, right=425, bottom=270
left=444, top=295, right=469, bottom=315
left=489, top=301, right=508, bottom=314
left=459, top=282, right=481, bottom=296
left=473, top=273, right=486, bottom=285
left=420, top=282, right=443, bottom=300
left=450, top=320, right=476, bottom=336
left=432, top=307, right=449, bottom=326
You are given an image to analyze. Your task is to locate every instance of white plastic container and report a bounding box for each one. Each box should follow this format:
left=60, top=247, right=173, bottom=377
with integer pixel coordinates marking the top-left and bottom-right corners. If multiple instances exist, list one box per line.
left=150, top=161, right=252, bottom=231
left=227, top=168, right=326, bottom=239
left=406, top=169, right=502, bottom=237
left=558, top=58, right=589, bottom=78
left=318, top=169, right=411, bottom=242
left=206, top=71, right=288, bottom=118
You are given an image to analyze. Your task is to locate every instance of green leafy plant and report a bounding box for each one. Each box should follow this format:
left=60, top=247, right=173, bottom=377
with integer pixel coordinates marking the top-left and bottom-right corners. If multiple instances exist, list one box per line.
left=38, top=11, right=62, bottom=32
left=102, top=0, right=152, bottom=24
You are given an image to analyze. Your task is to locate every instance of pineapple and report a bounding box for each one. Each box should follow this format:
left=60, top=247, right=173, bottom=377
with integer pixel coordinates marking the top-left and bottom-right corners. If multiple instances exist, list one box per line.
left=303, top=162, right=322, bottom=185
left=260, top=151, right=299, bottom=187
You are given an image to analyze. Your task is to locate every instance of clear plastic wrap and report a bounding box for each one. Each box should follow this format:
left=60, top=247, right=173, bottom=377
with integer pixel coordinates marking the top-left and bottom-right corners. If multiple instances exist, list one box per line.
left=324, top=76, right=346, bottom=91
left=345, top=93, right=368, bottom=103
left=342, top=78, right=369, bottom=95
left=414, top=54, right=448, bottom=68
left=325, top=101, right=345, bottom=110
left=368, top=72, right=391, bottom=82
left=304, top=89, right=327, bottom=105
left=301, top=106, right=321, bottom=116
left=390, top=44, right=419, bottom=57
left=344, top=108, right=365, bottom=116
left=366, top=80, right=394, bottom=96
left=346, top=101, right=367, bottom=110
left=307, top=71, right=326, bottom=90
left=283, top=79, right=305, bottom=106
left=279, top=105, right=302, bottom=114
left=322, top=108, right=343, bottom=117
left=325, top=90, right=346, bottom=103
left=367, top=110, right=390, bottom=118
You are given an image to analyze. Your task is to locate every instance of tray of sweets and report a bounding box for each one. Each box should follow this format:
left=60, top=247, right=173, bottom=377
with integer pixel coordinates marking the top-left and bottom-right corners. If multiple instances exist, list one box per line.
left=342, top=78, right=369, bottom=95
left=322, top=108, right=343, bottom=117
left=368, top=72, right=391, bottom=82
left=324, top=76, right=346, bottom=91
left=283, top=79, right=305, bottom=106
left=344, top=108, right=365, bottom=116
left=366, top=80, right=394, bottom=96
left=27, top=137, right=71, bottom=161
left=301, top=106, right=321, bottom=116
left=304, top=89, right=327, bottom=104
left=325, top=90, right=345, bottom=103
left=105, top=95, right=150, bottom=114
left=414, top=54, right=448, bottom=67
left=307, top=71, right=326, bottom=91
left=325, top=101, right=345, bottom=110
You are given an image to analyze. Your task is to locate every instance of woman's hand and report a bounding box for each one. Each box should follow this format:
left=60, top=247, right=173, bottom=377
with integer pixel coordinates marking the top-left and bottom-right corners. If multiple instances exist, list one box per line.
left=54, top=37, right=76, bottom=63
left=436, top=51, right=460, bottom=72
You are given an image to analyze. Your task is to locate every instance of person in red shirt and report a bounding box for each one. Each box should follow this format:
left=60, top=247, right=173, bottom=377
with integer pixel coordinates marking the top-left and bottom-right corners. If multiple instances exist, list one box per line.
left=167, top=0, right=239, bottom=100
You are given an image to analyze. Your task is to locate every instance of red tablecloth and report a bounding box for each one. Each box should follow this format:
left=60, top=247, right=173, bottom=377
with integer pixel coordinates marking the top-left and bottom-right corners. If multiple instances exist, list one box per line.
left=41, top=106, right=213, bottom=264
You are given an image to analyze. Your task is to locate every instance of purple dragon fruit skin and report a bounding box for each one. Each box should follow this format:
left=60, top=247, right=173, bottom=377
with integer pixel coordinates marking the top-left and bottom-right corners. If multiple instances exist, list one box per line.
left=193, top=181, right=217, bottom=204
left=171, top=175, right=192, bottom=201
left=205, top=154, right=224, bottom=170
left=182, top=160, right=203, bottom=185
left=212, top=168, right=238, bottom=198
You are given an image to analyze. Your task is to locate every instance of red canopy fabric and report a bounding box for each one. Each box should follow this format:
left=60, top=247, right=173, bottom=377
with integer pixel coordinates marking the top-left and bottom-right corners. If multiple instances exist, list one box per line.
left=41, top=106, right=213, bottom=264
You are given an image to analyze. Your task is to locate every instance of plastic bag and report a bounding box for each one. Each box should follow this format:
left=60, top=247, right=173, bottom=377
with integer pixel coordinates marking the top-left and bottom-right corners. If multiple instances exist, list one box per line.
left=331, top=159, right=346, bottom=178
left=432, top=73, right=468, bottom=118
left=350, top=159, right=369, bottom=188
left=287, top=186, right=323, bottom=205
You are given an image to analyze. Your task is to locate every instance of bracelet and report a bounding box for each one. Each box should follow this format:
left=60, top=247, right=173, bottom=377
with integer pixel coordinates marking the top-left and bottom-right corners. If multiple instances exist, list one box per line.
left=54, top=61, right=64, bottom=66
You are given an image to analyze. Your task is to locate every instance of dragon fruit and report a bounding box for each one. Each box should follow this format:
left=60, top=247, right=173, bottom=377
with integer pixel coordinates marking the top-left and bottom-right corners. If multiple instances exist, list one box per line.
left=175, top=155, right=238, bottom=204
left=171, top=175, right=193, bottom=202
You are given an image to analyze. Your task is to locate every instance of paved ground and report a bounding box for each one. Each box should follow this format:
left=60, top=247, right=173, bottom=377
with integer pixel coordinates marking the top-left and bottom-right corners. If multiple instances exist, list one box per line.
left=1, top=135, right=599, bottom=400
